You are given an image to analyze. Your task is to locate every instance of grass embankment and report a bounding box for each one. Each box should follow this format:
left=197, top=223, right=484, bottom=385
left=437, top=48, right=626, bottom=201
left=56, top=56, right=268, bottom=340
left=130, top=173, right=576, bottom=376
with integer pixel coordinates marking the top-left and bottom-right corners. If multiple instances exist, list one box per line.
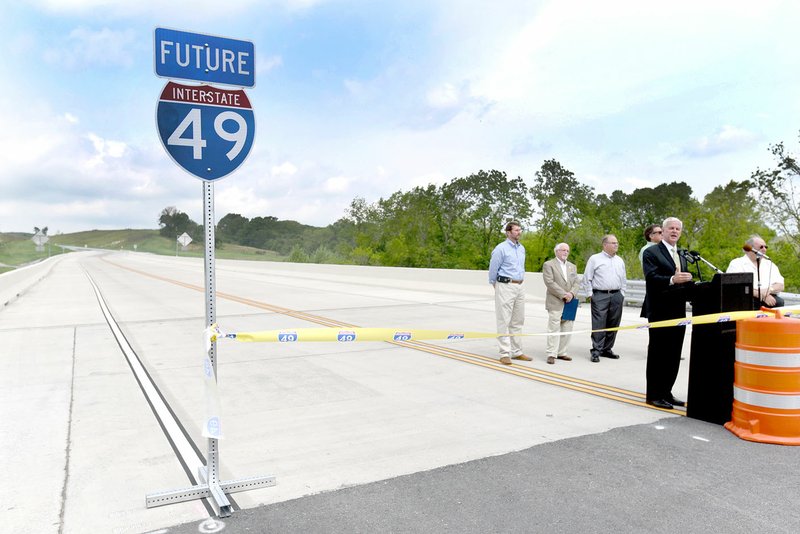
left=0, top=229, right=284, bottom=273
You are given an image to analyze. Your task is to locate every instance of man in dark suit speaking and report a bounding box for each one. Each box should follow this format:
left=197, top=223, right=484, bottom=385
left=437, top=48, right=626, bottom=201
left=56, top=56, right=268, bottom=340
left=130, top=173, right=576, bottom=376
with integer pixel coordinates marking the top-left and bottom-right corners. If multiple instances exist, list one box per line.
left=641, top=217, right=694, bottom=409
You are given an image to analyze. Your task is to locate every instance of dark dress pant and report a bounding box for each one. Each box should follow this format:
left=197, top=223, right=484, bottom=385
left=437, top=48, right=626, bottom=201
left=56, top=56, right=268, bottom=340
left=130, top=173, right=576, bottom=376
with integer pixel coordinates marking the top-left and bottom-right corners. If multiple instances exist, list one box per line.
left=590, top=291, right=624, bottom=356
left=646, top=324, right=685, bottom=401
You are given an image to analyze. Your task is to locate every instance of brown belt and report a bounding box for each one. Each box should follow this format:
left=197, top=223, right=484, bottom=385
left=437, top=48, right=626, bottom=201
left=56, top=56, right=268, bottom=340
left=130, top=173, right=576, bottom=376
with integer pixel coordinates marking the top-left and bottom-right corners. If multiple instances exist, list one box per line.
left=510, top=280, right=523, bottom=284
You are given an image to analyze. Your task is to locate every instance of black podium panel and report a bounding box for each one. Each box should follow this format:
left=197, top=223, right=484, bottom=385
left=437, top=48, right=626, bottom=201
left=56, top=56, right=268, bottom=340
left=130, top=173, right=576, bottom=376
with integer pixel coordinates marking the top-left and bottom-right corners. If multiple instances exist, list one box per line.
left=687, top=273, right=752, bottom=424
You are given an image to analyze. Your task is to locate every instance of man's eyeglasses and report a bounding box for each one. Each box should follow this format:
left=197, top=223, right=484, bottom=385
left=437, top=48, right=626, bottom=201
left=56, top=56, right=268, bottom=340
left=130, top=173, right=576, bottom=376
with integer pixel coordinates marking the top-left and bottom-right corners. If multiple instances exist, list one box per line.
left=651, top=231, right=662, bottom=234
left=759, top=245, right=768, bottom=249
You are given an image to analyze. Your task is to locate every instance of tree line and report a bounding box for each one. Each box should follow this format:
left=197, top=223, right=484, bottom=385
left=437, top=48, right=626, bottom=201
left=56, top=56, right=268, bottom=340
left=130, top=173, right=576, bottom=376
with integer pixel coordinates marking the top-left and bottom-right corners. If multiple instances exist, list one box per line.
left=158, top=132, right=800, bottom=291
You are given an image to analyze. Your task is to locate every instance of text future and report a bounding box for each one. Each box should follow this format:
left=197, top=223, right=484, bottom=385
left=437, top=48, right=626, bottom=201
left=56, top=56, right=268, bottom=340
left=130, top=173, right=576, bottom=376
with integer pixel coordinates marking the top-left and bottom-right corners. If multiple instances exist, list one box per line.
left=159, top=41, right=251, bottom=77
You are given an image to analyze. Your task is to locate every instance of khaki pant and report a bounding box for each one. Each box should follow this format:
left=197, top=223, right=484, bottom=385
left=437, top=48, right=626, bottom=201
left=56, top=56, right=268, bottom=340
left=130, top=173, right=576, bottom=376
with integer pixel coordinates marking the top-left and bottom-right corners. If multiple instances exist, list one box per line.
left=546, top=309, right=574, bottom=358
left=494, top=282, right=526, bottom=357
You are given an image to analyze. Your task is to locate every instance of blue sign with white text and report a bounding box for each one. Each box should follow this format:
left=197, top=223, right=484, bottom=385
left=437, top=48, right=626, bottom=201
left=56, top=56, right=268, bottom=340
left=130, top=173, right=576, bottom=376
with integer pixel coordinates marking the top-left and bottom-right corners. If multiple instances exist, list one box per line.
left=154, top=27, right=255, bottom=87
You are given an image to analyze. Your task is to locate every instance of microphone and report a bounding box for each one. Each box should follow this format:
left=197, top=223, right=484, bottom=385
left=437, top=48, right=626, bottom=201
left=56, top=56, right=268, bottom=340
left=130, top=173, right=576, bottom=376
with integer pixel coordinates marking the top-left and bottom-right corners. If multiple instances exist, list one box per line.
left=687, top=249, right=723, bottom=274
left=743, top=243, right=771, bottom=260
left=678, top=249, right=696, bottom=264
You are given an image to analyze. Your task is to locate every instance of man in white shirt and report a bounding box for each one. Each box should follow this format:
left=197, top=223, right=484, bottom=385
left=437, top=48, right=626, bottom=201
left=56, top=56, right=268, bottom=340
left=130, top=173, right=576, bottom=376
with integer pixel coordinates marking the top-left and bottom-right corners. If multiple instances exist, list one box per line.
left=726, top=235, right=785, bottom=308
left=581, top=235, right=627, bottom=363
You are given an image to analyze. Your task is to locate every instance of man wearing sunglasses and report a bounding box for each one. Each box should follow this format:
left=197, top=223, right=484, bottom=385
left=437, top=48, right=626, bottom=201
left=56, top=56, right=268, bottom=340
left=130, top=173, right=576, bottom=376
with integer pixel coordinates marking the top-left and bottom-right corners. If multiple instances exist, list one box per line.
left=726, top=235, right=785, bottom=309
left=638, top=224, right=662, bottom=267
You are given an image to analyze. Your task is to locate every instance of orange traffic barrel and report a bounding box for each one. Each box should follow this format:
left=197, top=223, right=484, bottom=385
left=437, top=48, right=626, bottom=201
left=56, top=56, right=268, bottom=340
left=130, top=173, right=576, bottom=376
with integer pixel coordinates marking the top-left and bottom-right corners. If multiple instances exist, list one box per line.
left=724, top=315, right=800, bottom=445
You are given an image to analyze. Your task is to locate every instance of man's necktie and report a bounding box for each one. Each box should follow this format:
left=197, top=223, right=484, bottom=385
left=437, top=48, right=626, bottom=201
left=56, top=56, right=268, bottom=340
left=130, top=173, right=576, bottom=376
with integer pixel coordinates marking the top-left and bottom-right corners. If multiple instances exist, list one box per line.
left=671, top=248, right=680, bottom=271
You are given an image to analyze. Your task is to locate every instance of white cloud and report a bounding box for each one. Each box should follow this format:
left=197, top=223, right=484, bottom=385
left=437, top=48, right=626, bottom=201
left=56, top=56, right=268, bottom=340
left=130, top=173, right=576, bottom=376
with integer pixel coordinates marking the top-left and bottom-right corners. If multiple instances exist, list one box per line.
left=409, top=172, right=449, bottom=189
left=86, top=132, right=127, bottom=163
left=343, top=79, right=365, bottom=97
left=583, top=172, right=654, bottom=196
left=426, top=83, right=461, bottom=109
left=271, top=161, right=298, bottom=177
left=257, top=55, right=283, bottom=75
left=323, top=175, right=351, bottom=193
left=4, top=0, right=799, bottom=235
left=475, top=0, right=786, bottom=119
left=32, top=0, right=325, bottom=18
left=681, top=126, right=759, bottom=158
left=42, top=27, right=137, bottom=68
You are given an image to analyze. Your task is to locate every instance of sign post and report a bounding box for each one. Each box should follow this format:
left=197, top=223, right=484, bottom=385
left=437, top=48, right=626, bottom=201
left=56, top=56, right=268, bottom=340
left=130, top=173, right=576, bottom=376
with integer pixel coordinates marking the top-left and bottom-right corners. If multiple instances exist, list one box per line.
left=147, top=27, right=274, bottom=518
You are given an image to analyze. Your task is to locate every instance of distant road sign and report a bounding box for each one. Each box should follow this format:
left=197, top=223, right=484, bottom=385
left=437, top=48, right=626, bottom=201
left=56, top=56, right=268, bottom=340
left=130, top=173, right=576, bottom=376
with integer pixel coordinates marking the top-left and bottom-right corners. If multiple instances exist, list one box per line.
left=154, top=28, right=255, bottom=88
left=156, top=81, right=255, bottom=181
left=32, top=233, right=49, bottom=246
left=177, top=233, right=192, bottom=247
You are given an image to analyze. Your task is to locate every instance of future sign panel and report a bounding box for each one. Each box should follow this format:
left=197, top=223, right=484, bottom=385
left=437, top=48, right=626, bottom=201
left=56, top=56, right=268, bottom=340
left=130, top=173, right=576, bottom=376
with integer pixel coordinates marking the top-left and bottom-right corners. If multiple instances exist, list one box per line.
left=154, top=27, right=255, bottom=88
left=155, top=28, right=255, bottom=181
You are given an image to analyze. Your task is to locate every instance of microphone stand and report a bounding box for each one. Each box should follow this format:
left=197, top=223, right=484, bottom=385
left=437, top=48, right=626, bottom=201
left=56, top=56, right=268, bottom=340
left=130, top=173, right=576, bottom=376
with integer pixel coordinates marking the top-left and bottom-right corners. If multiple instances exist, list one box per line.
left=756, top=256, right=762, bottom=307
left=680, top=250, right=704, bottom=282
left=693, top=252, right=723, bottom=275
left=693, top=259, right=703, bottom=282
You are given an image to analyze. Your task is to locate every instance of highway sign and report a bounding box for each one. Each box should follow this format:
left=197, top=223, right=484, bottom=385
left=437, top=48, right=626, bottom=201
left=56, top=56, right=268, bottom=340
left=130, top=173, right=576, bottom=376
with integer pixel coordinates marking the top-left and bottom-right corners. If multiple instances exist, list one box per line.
left=177, top=232, right=192, bottom=247
left=32, top=232, right=49, bottom=246
left=156, top=81, right=255, bottom=181
left=154, top=28, right=255, bottom=87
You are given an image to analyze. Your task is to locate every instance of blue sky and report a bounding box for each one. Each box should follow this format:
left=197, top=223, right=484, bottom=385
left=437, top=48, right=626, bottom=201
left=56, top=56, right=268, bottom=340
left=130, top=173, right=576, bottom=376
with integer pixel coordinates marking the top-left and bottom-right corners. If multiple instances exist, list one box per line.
left=1, top=0, right=799, bottom=234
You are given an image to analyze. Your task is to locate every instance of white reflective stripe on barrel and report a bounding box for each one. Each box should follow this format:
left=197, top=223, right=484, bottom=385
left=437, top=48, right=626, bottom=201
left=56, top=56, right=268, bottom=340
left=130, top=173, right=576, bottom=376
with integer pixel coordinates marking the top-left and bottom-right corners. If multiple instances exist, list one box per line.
left=735, top=348, right=800, bottom=368
left=734, top=386, right=800, bottom=410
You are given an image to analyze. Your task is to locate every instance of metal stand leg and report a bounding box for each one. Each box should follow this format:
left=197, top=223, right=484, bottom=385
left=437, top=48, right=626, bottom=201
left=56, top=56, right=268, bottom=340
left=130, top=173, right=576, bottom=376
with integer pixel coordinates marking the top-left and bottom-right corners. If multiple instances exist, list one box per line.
left=146, top=181, right=275, bottom=516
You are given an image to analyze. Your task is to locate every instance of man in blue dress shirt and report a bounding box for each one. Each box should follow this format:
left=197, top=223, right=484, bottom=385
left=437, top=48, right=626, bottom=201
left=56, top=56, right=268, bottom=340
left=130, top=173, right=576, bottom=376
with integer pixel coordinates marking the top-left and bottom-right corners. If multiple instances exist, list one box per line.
left=488, top=221, right=531, bottom=365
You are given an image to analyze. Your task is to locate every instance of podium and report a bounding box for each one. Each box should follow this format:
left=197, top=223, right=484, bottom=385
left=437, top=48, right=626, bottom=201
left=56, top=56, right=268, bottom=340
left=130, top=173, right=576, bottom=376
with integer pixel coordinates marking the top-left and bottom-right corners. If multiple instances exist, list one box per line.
left=687, top=272, right=753, bottom=424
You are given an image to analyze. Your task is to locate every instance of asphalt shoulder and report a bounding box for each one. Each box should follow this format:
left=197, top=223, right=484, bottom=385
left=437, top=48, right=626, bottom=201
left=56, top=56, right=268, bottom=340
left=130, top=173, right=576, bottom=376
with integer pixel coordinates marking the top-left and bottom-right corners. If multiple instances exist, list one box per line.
left=164, top=417, right=800, bottom=534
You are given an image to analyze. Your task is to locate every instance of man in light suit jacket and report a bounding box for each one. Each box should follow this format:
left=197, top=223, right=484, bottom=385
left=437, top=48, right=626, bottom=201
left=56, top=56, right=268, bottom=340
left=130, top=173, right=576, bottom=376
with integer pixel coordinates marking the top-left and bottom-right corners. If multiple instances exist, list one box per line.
left=542, top=243, right=580, bottom=365
left=641, top=217, right=694, bottom=410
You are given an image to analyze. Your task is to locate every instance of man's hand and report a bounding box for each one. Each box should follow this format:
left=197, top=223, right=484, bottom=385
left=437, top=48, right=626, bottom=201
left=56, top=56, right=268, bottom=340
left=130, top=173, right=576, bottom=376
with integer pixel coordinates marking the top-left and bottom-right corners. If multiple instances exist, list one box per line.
left=673, top=267, right=692, bottom=285
left=563, top=292, right=574, bottom=303
left=764, top=293, right=777, bottom=307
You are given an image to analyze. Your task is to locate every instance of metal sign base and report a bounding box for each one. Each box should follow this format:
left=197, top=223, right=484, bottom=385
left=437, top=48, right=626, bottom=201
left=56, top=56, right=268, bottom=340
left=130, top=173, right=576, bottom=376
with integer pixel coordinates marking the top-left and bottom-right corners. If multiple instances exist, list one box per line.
left=145, top=181, right=275, bottom=517
left=146, top=471, right=276, bottom=516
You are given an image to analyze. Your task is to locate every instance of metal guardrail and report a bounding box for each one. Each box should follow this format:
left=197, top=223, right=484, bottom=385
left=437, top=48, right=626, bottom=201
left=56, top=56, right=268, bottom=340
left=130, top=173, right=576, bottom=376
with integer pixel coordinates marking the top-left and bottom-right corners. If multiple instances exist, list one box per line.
left=577, top=278, right=800, bottom=308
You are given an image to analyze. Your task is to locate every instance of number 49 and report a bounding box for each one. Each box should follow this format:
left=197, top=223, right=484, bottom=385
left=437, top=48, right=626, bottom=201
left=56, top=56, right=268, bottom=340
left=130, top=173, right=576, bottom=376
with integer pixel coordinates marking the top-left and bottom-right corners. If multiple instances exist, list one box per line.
left=168, top=108, right=247, bottom=161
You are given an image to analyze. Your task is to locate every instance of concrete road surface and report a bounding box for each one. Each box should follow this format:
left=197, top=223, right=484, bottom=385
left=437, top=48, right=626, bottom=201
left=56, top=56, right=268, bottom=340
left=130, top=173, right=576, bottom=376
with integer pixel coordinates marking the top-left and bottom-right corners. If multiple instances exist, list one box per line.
left=2, top=251, right=797, bottom=533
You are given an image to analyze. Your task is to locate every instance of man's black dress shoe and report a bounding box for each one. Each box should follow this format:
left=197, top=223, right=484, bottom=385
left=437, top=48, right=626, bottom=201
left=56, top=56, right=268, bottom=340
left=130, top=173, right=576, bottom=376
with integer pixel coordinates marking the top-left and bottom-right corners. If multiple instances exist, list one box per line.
left=646, top=399, right=674, bottom=409
left=600, top=352, right=620, bottom=359
left=590, top=355, right=600, bottom=363
left=667, top=396, right=685, bottom=407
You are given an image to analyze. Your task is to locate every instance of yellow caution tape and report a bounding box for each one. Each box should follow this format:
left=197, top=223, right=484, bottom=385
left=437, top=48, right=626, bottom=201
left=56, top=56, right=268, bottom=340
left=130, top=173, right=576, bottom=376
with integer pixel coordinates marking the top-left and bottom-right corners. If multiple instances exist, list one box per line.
left=207, top=306, right=800, bottom=345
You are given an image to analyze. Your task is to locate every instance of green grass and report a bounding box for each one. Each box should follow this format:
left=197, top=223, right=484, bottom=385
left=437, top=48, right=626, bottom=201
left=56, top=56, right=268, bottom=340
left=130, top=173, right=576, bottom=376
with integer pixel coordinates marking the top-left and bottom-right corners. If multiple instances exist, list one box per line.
left=0, top=229, right=285, bottom=273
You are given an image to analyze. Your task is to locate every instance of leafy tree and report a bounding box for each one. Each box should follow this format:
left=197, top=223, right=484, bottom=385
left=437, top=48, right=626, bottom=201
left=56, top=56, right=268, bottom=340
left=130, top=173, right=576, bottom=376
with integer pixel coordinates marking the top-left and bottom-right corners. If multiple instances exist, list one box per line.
left=449, top=170, right=532, bottom=266
left=311, top=245, right=336, bottom=264
left=691, top=181, right=769, bottom=276
left=368, top=186, right=443, bottom=267
left=288, top=245, right=309, bottom=263
left=620, top=182, right=694, bottom=231
left=750, top=134, right=800, bottom=250
left=341, top=174, right=532, bottom=270
left=531, top=160, right=594, bottom=236
left=158, top=206, right=198, bottom=239
left=529, top=159, right=595, bottom=270
left=217, top=213, right=249, bottom=243
left=345, top=196, right=382, bottom=260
